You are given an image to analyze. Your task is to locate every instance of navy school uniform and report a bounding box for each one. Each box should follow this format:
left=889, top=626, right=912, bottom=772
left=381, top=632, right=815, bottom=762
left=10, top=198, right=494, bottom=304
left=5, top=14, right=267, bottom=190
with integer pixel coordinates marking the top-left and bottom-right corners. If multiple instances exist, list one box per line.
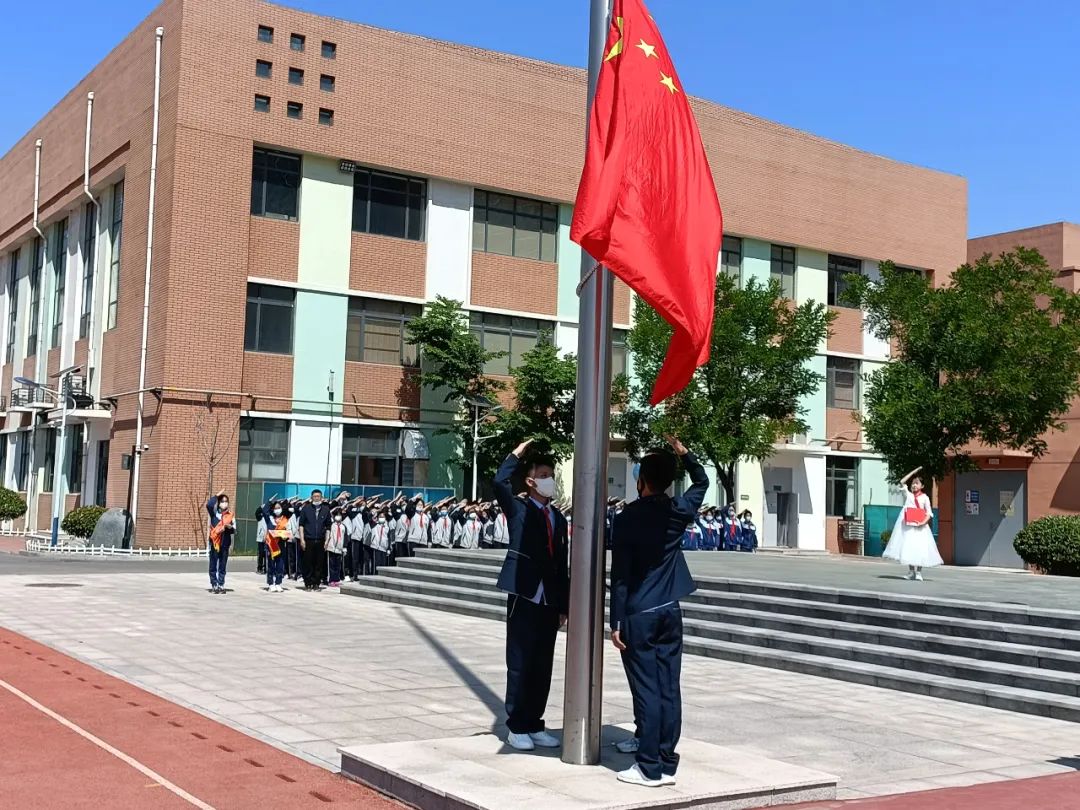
left=720, top=516, right=742, bottom=551
left=610, top=451, right=708, bottom=782
left=740, top=518, right=758, bottom=552
left=493, top=454, right=569, bottom=736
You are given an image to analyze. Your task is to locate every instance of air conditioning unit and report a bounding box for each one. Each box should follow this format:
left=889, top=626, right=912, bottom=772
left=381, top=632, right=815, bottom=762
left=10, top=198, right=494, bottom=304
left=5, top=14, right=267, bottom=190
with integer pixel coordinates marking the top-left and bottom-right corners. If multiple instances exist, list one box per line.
left=786, top=433, right=809, bottom=446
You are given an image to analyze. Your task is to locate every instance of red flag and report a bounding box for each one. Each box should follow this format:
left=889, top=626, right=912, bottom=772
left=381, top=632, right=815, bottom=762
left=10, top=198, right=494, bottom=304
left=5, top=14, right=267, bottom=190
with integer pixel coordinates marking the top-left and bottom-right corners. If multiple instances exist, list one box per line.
left=571, top=0, right=723, bottom=405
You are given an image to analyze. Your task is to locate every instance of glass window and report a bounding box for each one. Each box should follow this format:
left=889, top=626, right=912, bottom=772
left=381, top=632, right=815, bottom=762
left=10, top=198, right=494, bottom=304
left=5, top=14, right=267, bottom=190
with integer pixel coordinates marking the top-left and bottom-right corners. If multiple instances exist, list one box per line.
left=318, top=108, right=334, bottom=126
left=472, top=189, right=558, bottom=262
left=340, top=425, right=425, bottom=487
left=80, top=202, right=96, bottom=339
left=721, top=235, right=742, bottom=282
left=244, top=283, right=294, bottom=354
left=255, top=60, right=272, bottom=78
left=611, top=329, right=628, bottom=380
left=828, top=254, right=862, bottom=307
left=107, top=180, right=123, bottom=330
left=95, top=440, right=109, bottom=506
left=250, top=148, right=301, bottom=221
left=320, top=74, right=335, bottom=92
left=826, top=457, right=859, bottom=518
left=826, top=356, right=860, bottom=410
left=6, top=250, right=19, bottom=363
left=469, top=312, right=550, bottom=375
left=770, top=244, right=795, bottom=299
left=237, top=417, right=289, bottom=481
left=321, top=41, right=336, bottom=59
left=68, top=424, right=84, bottom=493
left=51, top=218, right=68, bottom=349
left=288, top=67, right=303, bottom=85
left=42, top=429, right=57, bottom=493
left=351, top=168, right=426, bottom=240
left=16, top=432, right=30, bottom=491
left=257, top=25, right=274, bottom=43
left=346, top=298, right=421, bottom=366
left=290, top=33, right=305, bottom=51
left=254, top=94, right=270, bottom=112
left=0, top=436, right=6, bottom=489
left=28, top=236, right=43, bottom=354
left=286, top=101, right=303, bottom=119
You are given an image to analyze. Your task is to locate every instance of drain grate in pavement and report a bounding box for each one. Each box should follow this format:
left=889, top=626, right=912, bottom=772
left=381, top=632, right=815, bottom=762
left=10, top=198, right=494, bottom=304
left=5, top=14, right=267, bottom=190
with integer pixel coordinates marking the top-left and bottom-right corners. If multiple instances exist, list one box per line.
left=24, top=583, right=84, bottom=588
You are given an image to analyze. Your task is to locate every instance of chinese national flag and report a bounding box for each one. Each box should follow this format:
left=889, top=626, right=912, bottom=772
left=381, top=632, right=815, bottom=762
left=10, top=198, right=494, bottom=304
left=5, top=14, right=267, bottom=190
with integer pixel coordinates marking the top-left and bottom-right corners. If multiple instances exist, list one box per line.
left=571, top=0, right=723, bottom=405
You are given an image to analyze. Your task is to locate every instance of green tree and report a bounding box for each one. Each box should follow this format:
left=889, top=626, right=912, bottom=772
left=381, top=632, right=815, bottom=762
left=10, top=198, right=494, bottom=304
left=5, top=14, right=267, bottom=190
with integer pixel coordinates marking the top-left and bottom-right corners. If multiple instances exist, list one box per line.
left=616, top=274, right=833, bottom=504
left=485, top=336, right=578, bottom=472
left=844, top=249, right=1080, bottom=482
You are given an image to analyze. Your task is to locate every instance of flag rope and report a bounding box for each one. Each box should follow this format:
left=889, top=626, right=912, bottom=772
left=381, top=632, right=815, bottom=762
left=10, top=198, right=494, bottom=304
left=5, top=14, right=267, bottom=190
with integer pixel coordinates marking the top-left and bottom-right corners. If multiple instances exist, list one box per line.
left=575, top=261, right=602, bottom=296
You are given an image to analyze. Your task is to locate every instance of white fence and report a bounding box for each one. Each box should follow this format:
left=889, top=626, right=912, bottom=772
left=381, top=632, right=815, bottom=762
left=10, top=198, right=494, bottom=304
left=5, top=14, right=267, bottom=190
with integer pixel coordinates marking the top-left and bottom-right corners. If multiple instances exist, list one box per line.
left=23, top=537, right=208, bottom=558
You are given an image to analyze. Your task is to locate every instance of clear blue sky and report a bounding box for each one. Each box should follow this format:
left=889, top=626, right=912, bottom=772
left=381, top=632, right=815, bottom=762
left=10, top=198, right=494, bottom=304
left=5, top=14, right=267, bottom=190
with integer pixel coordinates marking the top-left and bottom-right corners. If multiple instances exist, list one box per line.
left=2, top=0, right=1076, bottom=238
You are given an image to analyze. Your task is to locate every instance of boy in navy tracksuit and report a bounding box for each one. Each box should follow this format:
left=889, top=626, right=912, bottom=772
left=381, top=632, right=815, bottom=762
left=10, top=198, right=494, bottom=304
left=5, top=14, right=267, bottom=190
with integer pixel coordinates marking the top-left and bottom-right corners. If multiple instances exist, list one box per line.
left=610, top=436, right=706, bottom=788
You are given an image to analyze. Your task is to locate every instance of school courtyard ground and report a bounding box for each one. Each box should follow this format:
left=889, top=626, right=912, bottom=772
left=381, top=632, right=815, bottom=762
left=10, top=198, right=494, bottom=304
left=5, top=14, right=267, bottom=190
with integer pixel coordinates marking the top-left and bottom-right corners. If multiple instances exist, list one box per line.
left=2, top=549, right=1080, bottom=808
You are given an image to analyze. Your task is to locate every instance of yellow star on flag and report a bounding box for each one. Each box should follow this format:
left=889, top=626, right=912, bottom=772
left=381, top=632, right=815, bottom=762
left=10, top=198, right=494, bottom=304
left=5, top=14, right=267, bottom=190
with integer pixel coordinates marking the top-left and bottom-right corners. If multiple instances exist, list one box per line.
left=636, top=39, right=658, bottom=59
left=605, top=17, right=625, bottom=62
left=659, top=71, right=679, bottom=94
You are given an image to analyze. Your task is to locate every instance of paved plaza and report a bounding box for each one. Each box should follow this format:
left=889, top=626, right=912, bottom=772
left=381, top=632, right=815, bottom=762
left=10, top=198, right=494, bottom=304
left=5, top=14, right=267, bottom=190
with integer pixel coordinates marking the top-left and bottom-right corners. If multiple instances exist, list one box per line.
left=1, top=552, right=1079, bottom=802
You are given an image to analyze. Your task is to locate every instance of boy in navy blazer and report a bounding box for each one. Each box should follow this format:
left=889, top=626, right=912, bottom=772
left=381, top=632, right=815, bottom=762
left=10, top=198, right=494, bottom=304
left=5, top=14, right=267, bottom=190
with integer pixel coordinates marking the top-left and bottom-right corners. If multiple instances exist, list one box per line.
left=493, top=438, right=569, bottom=752
left=611, top=436, right=708, bottom=787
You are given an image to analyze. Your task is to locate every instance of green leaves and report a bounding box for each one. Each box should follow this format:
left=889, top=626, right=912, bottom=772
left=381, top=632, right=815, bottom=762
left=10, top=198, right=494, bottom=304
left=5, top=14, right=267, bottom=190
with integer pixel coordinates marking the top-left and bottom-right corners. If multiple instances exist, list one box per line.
left=405, top=296, right=504, bottom=404
left=616, top=273, right=833, bottom=503
left=849, top=249, right=1080, bottom=482
left=1013, top=515, right=1080, bottom=576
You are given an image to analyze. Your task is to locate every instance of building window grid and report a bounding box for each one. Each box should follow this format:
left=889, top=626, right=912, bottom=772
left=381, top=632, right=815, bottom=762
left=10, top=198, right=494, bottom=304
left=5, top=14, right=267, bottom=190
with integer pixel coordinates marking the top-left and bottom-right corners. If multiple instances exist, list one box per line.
left=28, top=237, right=43, bottom=355
left=288, top=67, right=304, bottom=85
left=67, top=424, right=84, bottom=493
left=341, top=426, right=421, bottom=487
left=721, top=235, right=742, bottom=283
left=0, top=436, right=7, bottom=489
left=826, top=457, right=860, bottom=518
left=250, top=148, right=301, bottom=221
left=472, top=190, right=558, bottom=262
left=346, top=298, right=421, bottom=366
left=289, top=33, right=305, bottom=51
left=470, top=312, right=551, bottom=376
left=257, top=25, right=274, bottom=43
left=94, top=440, right=109, bottom=506
left=254, top=95, right=270, bottom=112
left=16, top=432, right=30, bottom=491
left=107, top=181, right=123, bottom=330
left=80, top=202, right=96, bottom=339
left=320, top=74, right=335, bottom=92
left=42, top=429, right=57, bottom=493
left=318, top=108, right=334, bottom=126
left=321, top=41, right=336, bottom=59
left=237, top=417, right=289, bottom=481
left=612, top=328, right=629, bottom=380
left=826, top=356, right=861, bottom=410
left=828, top=254, right=862, bottom=307
left=244, top=283, right=295, bottom=355
left=770, top=244, right=796, bottom=299
left=352, top=168, right=426, bottom=241
left=255, top=60, right=272, bottom=78
left=6, top=251, right=18, bottom=363
left=286, top=101, right=303, bottom=119
left=51, top=218, right=68, bottom=348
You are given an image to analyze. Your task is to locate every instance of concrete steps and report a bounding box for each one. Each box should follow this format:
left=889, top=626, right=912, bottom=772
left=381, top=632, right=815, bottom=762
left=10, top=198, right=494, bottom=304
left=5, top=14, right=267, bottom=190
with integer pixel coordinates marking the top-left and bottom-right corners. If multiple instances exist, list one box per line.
left=340, top=548, right=1080, bottom=722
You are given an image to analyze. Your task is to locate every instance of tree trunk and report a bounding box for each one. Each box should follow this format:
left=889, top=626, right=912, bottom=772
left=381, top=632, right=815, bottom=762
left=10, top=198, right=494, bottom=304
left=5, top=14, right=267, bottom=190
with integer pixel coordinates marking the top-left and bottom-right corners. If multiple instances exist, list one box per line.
left=710, top=458, right=737, bottom=506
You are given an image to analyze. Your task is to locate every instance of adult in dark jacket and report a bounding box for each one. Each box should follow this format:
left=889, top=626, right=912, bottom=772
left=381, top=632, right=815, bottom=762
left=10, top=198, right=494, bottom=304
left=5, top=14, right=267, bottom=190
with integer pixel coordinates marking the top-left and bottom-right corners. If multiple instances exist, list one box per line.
left=297, top=489, right=332, bottom=591
left=610, top=436, right=707, bottom=787
left=493, top=438, right=569, bottom=753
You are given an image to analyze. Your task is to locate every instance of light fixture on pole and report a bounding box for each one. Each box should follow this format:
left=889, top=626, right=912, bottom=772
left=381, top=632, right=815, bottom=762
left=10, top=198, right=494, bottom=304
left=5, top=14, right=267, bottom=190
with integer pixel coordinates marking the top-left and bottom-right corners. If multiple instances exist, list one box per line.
left=466, top=396, right=502, bottom=501
left=16, top=364, right=81, bottom=547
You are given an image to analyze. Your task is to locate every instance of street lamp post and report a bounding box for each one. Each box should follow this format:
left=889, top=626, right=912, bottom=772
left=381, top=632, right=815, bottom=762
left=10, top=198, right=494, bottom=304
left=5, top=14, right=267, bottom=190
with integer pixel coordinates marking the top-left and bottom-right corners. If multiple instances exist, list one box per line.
left=16, top=365, right=81, bottom=547
left=467, top=397, right=501, bottom=501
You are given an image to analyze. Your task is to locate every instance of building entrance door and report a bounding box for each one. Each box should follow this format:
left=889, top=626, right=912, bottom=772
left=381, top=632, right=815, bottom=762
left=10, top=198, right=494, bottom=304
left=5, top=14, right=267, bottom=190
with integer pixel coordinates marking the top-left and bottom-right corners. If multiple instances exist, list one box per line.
left=953, top=470, right=1026, bottom=568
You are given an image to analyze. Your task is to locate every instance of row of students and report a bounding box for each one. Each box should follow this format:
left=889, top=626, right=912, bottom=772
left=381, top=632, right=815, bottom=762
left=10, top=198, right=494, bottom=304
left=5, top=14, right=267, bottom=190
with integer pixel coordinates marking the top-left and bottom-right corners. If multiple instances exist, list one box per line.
left=682, top=506, right=757, bottom=551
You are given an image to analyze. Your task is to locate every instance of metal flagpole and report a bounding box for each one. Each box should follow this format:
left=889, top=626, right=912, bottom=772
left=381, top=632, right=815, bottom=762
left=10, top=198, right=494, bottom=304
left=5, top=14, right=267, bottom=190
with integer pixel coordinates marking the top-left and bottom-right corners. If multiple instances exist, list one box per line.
left=562, top=0, right=614, bottom=768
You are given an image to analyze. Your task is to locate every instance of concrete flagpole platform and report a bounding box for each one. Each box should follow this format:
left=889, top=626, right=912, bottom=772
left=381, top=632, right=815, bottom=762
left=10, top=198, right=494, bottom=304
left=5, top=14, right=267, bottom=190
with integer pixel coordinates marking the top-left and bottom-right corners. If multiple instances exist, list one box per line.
left=340, top=724, right=837, bottom=810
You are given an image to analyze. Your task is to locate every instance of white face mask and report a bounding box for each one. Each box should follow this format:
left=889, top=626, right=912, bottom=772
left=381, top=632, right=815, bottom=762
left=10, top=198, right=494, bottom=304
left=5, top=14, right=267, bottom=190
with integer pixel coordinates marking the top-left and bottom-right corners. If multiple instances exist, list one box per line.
left=272, top=509, right=282, bottom=516
left=378, top=517, right=387, bottom=525
left=219, top=502, right=229, bottom=512
left=533, top=476, right=557, bottom=499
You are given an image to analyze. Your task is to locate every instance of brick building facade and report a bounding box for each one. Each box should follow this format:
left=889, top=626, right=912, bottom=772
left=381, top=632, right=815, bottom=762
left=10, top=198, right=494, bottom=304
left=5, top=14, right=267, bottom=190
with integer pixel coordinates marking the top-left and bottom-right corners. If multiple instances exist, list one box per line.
left=0, top=0, right=967, bottom=550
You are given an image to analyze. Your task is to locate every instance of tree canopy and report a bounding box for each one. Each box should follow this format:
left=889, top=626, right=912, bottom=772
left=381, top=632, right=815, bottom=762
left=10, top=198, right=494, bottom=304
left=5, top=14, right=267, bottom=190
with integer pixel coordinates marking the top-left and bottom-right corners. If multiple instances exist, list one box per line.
left=615, top=273, right=833, bottom=504
left=843, top=249, right=1080, bottom=481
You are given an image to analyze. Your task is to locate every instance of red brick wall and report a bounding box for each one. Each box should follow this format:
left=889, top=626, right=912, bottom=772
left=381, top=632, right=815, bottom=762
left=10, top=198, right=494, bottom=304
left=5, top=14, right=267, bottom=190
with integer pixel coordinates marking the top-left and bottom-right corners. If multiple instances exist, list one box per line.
left=241, top=351, right=294, bottom=413
left=826, top=408, right=862, bottom=452
left=613, top=279, right=632, bottom=327
left=248, top=217, right=299, bottom=284
left=349, top=233, right=426, bottom=299
left=471, top=252, right=558, bottom=317
left=342, top=362, right=420, bottom=421
left=827, top=307, right=863, bottom=355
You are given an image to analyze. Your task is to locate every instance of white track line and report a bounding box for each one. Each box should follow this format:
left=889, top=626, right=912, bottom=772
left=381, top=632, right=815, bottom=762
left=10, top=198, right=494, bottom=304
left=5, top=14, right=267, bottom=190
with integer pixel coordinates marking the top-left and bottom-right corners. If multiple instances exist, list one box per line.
left=0, top=678, right=216, bottom=810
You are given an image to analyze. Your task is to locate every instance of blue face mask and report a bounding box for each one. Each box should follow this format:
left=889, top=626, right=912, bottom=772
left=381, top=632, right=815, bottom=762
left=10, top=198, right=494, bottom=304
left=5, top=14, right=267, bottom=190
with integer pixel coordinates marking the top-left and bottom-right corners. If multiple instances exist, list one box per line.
left=439, top=510, right=448, bottom=517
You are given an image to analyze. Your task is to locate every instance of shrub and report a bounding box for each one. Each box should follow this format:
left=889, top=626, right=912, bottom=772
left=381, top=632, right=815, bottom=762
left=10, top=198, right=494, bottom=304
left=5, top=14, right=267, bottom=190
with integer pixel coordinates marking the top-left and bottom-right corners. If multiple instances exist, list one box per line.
left=1013, top=515, right=1080, bottom=576
left=62, top=505, right=108, bottom=540
left=0, top=488, right=28, bottom=522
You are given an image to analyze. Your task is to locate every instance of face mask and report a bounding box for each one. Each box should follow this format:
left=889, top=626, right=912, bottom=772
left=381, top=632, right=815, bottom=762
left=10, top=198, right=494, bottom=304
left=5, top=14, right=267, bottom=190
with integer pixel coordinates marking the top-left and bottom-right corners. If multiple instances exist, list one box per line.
left=219, top=502, right=229, bottom=511
left=334, top=515, right=343, bottom=523
left=273, top=509, right=282, bottom=516
left=533, top=476, right=557, bottom=499
left=439, top=510, right=448, bottom=517
left=378, top=517, right=387, bottom=525
left=468, top=513, right=477, bottom=520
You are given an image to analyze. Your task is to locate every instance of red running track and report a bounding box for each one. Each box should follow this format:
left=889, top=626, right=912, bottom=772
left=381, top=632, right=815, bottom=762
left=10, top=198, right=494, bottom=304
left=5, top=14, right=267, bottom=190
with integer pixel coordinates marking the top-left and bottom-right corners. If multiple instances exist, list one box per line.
left=0, top=627, right=404, bottom=810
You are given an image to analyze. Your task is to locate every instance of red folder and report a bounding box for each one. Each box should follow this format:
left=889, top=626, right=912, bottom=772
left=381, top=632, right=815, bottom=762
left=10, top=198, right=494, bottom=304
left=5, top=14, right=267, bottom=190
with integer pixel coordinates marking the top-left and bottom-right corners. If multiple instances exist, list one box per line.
left=904, top=508, right=927, bottom=526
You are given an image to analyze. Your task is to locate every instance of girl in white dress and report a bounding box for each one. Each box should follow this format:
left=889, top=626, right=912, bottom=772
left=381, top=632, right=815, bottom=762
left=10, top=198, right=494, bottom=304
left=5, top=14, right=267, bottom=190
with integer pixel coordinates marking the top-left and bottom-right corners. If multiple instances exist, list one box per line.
left=883, top=471, right=942, bottom=580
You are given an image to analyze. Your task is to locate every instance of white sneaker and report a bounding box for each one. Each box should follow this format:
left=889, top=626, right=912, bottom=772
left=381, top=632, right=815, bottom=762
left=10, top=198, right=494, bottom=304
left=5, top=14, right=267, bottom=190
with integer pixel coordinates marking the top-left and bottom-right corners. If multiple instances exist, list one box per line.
left=529, top=730, right=560, bottom=749
left=506, top=732, right=535, bottom=751
left=615, top=737, right=640, bottom=754
left=616, top=764, right=663, bottom=787
left=905, top=571, right=916, bottom=580
left=914, top=572, right=924, bottom=581
left=659, top=774, right=676, bottom=786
